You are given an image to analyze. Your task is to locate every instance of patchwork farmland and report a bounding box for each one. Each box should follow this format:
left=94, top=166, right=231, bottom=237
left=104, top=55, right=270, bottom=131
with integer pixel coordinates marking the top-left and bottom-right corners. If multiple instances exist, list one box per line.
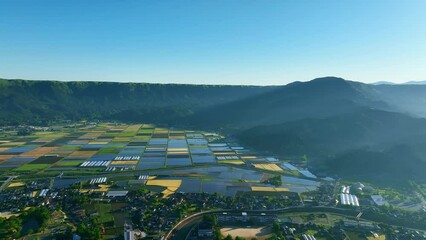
left=0, top=123, right=321, bottom=197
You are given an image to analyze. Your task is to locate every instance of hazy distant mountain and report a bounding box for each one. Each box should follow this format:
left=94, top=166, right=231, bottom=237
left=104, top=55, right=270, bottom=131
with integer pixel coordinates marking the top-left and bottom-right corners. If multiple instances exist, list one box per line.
left=189, top=77, right=392, bottom=128
left=188, top=77, right=426, bottom=128
left=238, top=109, right=426, bottom=156
left=372, top=80, right=426, bottom=85
left=404, top=80, right=426, bottom=85
left=371, top=81, right=396, bottom=85
left=237, top=109, right=426, bottom=185
left=374, top=84, right=426, bottom=118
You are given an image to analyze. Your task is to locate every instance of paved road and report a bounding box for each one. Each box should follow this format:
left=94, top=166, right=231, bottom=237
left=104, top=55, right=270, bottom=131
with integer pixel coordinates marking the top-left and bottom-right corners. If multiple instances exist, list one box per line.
left=164, top=206, right=426, bottom=239
left=0, top=176, right=17, bottom=191
left=165, top=209, right=228, bottom=240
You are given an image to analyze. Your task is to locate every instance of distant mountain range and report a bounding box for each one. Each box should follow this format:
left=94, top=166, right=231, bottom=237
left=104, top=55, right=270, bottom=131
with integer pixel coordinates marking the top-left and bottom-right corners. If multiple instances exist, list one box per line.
left=372, top=80, right=426, bottom=85
left=404, top=80, right=426, bottom=85
left=2, top=76, right=426, bottom=186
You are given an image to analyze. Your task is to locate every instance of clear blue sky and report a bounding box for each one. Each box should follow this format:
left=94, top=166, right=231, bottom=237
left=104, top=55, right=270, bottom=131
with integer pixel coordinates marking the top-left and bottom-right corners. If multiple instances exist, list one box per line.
left=1, top=0, right=425, bottom=85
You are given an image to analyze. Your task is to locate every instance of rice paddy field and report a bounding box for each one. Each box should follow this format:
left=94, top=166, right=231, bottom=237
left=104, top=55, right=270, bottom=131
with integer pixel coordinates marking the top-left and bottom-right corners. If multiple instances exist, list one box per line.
left=0, top=123, right=321, bottom=196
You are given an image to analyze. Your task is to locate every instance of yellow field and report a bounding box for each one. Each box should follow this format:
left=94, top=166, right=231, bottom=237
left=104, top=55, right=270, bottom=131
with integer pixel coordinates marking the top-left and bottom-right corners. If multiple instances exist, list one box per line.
left=32, top=132, right=68, bottom=141
left=154, top=128, right=168, bottom=132
left=125, top=124, right=143, bottom=131
left=8, top=182, right=25, bottom=188
left=221, top=227, right=272, bottom=240
left=167, top=148, right=188, bottom=152
left=20, top=146, right=59, bottom=158
left=0, top=155, right=15, bottom=161
left=88, top=141, right=109, bottom=145
left=80, top=184, right=110, bottom=193
left=110, top=161, right=138, bottom=165
left=69, top=150, right=97, bottom=157
left=0, top=211, right=21, bottom=219
left=0, top=207, right=32, bottom=219
left=167, top=152, right=188, bottom=155
left=169, top=136, right=185, bottom=139
left=146, top=179, right=182, bottom=188
left=146, top=179, right=182, bottom=198
left=367, top=235, right=386, bottom=240
left=219, top=160, right=245, bottom=165
left=253, top=164, right=284, bottom=172
left=243, top=180, right=260, bottom=183
left=251, top=186, right=289, bottom=192
left=1, top=141, right=26, bottom=146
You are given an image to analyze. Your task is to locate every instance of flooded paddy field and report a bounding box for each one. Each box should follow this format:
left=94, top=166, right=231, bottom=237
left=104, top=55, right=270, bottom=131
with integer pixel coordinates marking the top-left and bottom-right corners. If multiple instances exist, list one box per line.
left=2, top=123, right=322, bottom=196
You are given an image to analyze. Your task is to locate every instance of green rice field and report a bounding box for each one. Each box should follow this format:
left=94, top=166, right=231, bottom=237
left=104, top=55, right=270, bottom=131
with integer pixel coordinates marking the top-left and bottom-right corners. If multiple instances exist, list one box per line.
left=1, top=122, right=321, bottom=196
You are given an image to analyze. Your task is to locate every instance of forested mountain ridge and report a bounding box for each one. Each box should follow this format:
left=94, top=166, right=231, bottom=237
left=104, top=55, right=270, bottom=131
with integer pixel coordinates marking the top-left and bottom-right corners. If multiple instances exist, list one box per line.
left=2, top=76, right=426, bottom=185
left=0, top=78, right=275, bottom=125
left=188, top=77, right=394, bottom=128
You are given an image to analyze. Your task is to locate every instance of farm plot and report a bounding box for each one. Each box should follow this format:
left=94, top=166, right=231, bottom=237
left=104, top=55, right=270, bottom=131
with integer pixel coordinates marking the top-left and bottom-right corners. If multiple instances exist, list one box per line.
left=251, top=186, right=289, bottom=192
left=0, top=122, right=322, bottom=198
left=69, top=150, right=97, bottom=158
left=0, top=147, right=10, bottom=152
left=166, top=140, right=191, bottom=166
left=191, top=155, right=216, bottom=164
left=136, top=157, right=165, bottom=170
left=30, top=155, right=63, bottom=164
left=4, top=157, right=36, bottom=164
left=55, top=159, right=85, bottom=167
left=14, top=164, right=51, bottom=172
left=189, top=141, right=216, bottom=164
left=146, top=179, right=182, bottom=198
left=0, top=141, right=26, bottom=147
left=3, top=145, right=39, bottom=154
left=253, top=164, right=284, bottom=172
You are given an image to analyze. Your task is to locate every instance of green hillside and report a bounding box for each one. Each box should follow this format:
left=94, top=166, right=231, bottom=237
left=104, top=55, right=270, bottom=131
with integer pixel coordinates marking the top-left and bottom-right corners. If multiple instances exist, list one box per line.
left=2, top=76, right=426, bottom=186
left=0, top=78, right=274, bottom=125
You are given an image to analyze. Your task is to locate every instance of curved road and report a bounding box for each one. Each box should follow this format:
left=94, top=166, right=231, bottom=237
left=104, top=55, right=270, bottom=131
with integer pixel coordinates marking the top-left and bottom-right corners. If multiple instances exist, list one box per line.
left=165, top=209, right=230, bottom=240
left=165, top=206, right=426, bottom=239
left=165, top=207, right=344, bottom=240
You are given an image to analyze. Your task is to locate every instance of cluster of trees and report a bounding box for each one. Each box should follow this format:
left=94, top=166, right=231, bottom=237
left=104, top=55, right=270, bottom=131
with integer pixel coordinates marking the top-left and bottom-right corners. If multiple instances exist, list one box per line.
left=363, top=205, right=426, bottom=231
left=0, top=207, right=50, bottom=239
left=16, top=127, right=34, bottom=136
left=0, top=215, right=22, bottom=239
left=268, top=221, right=285, bottom=240
left=76, top=222, right=101, bottom=240
left=263, top=175, right=282, bottom=187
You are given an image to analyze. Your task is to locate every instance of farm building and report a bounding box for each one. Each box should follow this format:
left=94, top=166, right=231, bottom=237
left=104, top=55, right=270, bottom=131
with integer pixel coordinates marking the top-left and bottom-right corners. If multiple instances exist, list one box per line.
left=106, top=190, right=129, bottom=198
